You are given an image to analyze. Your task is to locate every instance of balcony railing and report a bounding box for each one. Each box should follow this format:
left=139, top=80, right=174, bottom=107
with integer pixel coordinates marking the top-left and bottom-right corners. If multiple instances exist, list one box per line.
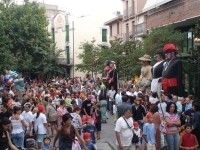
left=135, top=23, right=146, bottom=36
left=128, top=5, right=134, bottom=18
left=123, top=9, right=128, bottom=20
left=123, top=31, right=135, bottom=42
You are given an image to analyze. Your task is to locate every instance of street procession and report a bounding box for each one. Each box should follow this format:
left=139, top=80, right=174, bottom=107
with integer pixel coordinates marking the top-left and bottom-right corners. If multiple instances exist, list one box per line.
left=0, top=0, right=200, bottom=150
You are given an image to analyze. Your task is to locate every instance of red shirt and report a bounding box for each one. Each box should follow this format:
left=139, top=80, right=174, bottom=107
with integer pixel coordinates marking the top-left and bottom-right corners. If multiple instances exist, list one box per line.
left=182, top=134, right=195, bottom=147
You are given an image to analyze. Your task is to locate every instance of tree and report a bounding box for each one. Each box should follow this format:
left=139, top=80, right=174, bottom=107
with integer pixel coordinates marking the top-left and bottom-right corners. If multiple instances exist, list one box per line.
left=97, top=37, right=143, bottom=79
left=75, top=39, right=101, bottom=76
left=0, top=0, right=62, bottom=74
left=143, top=25, right=184, bottom=57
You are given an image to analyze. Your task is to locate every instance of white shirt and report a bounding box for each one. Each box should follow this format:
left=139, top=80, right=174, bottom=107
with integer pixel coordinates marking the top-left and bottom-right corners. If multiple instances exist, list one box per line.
left=9, top=90, right=15, bottom=97
left=157, top=102, right=167, bottom=117
left=9, top=115, right=24, bottom=134
left=133, top=91, right=139, bottom=96
left=113, top=105, right=117, bottom=114
left=33, top=113, right=47, bottom=134
left=21, top=111, right=33, bottom=130
left=115, top=117, right=133, bottom=146
left=108, top=90, right=116, bottom=101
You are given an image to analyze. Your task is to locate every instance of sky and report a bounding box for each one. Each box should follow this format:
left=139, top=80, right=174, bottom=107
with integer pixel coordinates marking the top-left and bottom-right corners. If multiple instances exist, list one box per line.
left=36, top=0, right=122, bottom=17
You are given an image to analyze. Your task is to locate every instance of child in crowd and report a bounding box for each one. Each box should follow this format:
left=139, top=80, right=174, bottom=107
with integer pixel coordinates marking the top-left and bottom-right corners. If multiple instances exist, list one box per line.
left=133, top=122, right=142, bottom=150
left=179, top=123, right=199, bottom=150
left=82, top=116, right=97, bottom=147
left=41, top=136, right=53, bottom=150
left=83, top=132, right=96, bottom=150
left=185, top=97, right=192, bottom=111
left=113, top=102, right=117, bottom=126
left=143, top=113, right=156, bottom=150
left=95, top=104, right=101, bottom=140
left=82, top=117, right=87, bottom=127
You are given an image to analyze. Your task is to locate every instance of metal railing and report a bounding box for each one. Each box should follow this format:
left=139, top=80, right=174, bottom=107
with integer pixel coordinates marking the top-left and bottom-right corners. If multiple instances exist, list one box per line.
left=123, top=31, right=135, bottom=42
left=135, top=23, right=146, bottom=36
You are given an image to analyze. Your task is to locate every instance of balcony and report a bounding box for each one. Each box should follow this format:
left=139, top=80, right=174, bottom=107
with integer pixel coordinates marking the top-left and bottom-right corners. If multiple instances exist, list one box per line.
left=135, top=23, right=147, bottom=37
left=57, top=58, right=73, bottom=66
left=123, top=9, right=128, bottom=20
left=123, top=31, right=135, bottom=42
left=128, top=5, right=134, bottom=18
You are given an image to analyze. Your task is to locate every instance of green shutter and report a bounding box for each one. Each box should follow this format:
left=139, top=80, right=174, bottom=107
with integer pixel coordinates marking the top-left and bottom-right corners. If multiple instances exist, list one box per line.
left=66, top=46, right=70, bottom=64
left=102, top=29, right=107, bottom=42
left=51, top=28, right=55, bottom=43
left=66, top=25, right=69, bottom=42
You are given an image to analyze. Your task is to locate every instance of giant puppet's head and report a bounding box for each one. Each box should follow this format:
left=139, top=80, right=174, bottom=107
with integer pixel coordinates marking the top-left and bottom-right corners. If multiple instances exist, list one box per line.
left=163, top=44, right=177, bottom=61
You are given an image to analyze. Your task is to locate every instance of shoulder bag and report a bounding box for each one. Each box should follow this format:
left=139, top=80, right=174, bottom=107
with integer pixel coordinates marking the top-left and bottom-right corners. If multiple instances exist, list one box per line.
left=159, top=102, right=168, bottom=135
left=122, top=117, right=139, bottom=144
left=62, top=126, right=81, bottom=150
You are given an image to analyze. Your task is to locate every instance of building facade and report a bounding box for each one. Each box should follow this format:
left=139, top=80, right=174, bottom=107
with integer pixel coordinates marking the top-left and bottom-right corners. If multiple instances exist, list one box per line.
left=43, top=3, right=118, bottom=78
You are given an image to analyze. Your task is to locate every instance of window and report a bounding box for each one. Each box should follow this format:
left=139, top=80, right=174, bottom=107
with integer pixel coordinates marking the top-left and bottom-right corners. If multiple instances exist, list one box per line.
left=117, top=23, right=119, bottom=34
left=66, top=46, right=70, bottom=64
left=181, top=32, right=194, bottom=53
left=102, top=29, right=107, bottom=42
left=110, top=25, right=112, bottom=36
left=66, top=25, right=69, bottom=42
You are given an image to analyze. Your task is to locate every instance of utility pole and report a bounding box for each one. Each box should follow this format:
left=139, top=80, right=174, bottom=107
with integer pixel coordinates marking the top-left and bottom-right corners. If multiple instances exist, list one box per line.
left=72, top=21, right=75, bottom=78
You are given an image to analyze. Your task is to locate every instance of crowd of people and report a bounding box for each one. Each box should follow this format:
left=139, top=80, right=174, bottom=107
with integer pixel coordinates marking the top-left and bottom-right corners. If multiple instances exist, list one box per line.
left=0, top=76, right=199, bottom=150
left=0, top=43, right=200, bottom=150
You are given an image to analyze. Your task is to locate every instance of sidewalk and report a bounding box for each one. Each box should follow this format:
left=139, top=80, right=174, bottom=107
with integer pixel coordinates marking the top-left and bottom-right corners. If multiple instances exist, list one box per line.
left=96, top=140, right=117, bottom=150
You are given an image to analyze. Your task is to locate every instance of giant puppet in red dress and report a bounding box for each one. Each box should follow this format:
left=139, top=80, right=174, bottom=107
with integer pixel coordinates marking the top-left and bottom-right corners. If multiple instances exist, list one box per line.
left=162, top=44, right=184, bottom=97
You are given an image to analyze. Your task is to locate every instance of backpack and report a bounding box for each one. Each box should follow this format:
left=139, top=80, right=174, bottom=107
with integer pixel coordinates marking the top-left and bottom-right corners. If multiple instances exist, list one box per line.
left=25, top=135, right=36, bottom=149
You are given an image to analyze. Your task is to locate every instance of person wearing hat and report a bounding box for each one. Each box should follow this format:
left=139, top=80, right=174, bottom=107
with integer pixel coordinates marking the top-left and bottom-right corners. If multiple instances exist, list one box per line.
left=33, top=105, right=49, bottom=149
left=83, top=132, right=96, bottom=150
left=143, top=113, right=156, bottom=150
left=162, top=43, right=184, bottom=97
left=138, top=54, right=152, bottom=95
left=151, top=48, right=165, bottom=98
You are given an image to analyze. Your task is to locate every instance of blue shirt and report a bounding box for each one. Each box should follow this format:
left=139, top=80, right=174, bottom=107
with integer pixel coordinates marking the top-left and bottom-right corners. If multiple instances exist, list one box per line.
left=193, top=111, right=200, bottom=129
left=82, top=142, right=96, bottom=150
left=185, top=103, right=192, bottom=111
left=41, top=144, right=53, bottom=150
left=143, top=123, right=156, bottom=144
left=82, top=125, right=97, bottom=144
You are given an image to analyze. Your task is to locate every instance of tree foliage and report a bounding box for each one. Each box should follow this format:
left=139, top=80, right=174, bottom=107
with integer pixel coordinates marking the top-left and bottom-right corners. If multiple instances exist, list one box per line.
left=75, top=39, right=101, bottom=75
left=0, top=0, right=63, bottom=75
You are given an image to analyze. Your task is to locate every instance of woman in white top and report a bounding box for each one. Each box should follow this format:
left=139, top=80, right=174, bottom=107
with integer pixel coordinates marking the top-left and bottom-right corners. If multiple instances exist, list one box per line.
left=33, top=105, right=49, bottom=149
left=10, top=106, right=27, bottom=148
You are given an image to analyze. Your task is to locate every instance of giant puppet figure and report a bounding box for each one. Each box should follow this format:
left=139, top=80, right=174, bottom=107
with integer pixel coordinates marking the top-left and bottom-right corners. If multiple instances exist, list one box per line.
left=151, top=49, right=165, bottom=98
left=102, top=60, right=110, bottom=89
left=138, top=54, right=152, bottom=95
left=108, top=61, right=118, bottom=92
left=162, top=44, right=184, bottom=97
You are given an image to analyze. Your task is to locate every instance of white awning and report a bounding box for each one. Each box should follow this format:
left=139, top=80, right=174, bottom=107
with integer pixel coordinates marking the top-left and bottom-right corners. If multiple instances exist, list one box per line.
left=142, top=0, right=172, bottom=12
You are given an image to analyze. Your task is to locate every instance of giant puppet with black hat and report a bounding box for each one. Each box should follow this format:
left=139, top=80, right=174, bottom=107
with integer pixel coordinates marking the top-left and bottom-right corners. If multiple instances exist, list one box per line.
left=138, top=54, right=152, bottom=95
left=151, top=49, right=165, bottom=98
left=162, top=44, right=184, bottom=97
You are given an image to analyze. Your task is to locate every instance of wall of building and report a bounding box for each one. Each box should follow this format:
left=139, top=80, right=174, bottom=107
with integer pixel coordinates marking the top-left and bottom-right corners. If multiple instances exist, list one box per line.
left=134, top=0, right=146, bottom=14
left=109, top=20, right=123, bottom=41
left=68, top=7, right=117, bottom=78
left=146, top=0, right=200, bottom=30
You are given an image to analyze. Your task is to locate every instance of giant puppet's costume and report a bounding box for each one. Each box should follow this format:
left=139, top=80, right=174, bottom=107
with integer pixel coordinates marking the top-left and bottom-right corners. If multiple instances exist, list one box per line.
left=138, top=54, right=152, bottom=95
left=102, top=60, right=110, bottom=89
left=162, top=44, right=184, bottom=97
left=108, top=61, right=118, bottom=92
left=151, top=52, right=165, bottom=98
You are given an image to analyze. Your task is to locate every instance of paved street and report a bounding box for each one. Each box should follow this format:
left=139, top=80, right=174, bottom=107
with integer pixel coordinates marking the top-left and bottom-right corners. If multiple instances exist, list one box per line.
left=49, top=113, right=117, bottom=150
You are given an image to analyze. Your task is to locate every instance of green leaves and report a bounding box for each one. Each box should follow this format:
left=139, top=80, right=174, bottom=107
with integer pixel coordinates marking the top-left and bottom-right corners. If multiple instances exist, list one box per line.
left=0, top=0, right=62, bottom=75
